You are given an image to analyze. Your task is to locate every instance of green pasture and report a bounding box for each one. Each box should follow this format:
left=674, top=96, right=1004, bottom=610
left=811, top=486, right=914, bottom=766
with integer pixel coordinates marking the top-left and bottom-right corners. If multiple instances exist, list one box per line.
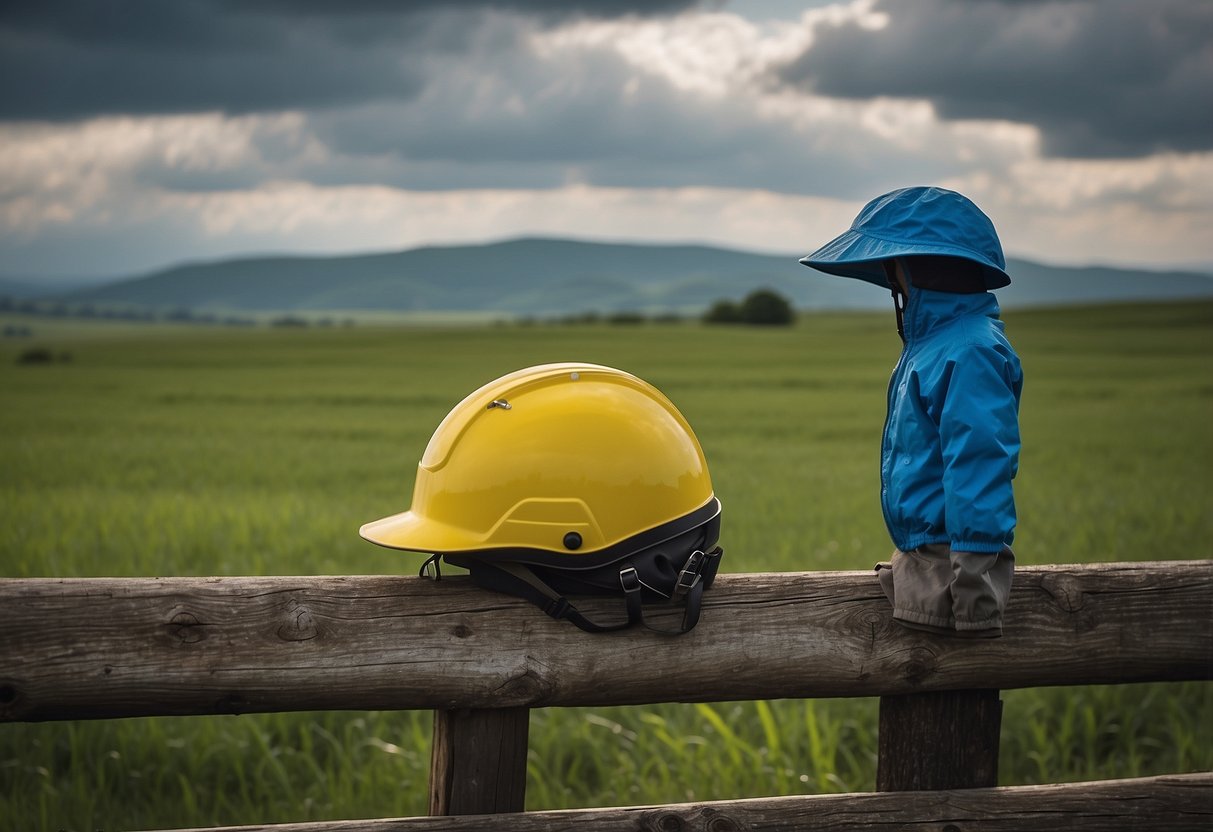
left=2, top=302, right=1211, bottom=829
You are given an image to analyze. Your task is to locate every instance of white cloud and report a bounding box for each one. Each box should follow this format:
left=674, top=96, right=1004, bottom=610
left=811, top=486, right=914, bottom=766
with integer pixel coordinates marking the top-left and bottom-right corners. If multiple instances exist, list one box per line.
left=531, top=1, right=885, bottom=98
left=534, top=13, right=771, bottom=97
left=0, top=113, right=319, bottom=232
left=952, top=152, right=1213, bottom=268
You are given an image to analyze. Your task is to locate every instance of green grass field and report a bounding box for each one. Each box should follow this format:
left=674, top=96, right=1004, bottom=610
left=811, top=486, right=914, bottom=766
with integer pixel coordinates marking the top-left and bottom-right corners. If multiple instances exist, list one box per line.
left=2, top=302, right=1211, bottom=830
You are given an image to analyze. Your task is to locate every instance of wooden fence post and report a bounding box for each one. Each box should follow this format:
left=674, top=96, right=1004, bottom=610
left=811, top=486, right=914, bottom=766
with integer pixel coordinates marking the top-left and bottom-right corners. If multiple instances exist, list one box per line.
left=429, top=707, right=530, bottom=815
left=877, top=689, right=1003, bottom=791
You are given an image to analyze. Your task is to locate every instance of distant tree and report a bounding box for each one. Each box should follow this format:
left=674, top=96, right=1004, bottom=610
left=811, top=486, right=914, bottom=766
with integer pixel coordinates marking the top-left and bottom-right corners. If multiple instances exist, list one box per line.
left=739, top=288, right=795, bottom=326
left=702, top=299, right=743, bottom=324
left=607, top=311, right=646, bottom=325
left=16, top=347, right=54, bottom=365
left=270, top=315, right=309, bottom=328
left=555, top=311, right=601, bottom=325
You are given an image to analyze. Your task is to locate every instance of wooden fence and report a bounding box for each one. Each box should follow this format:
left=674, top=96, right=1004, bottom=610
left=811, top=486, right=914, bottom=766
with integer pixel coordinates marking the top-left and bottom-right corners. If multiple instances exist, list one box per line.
left=2, top=560, right=1211, bottom=830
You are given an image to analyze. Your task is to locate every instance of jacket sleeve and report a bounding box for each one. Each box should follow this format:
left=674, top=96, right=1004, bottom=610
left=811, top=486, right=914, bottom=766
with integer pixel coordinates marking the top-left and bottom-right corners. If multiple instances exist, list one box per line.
left=937, top=342, right=1022, bottom=553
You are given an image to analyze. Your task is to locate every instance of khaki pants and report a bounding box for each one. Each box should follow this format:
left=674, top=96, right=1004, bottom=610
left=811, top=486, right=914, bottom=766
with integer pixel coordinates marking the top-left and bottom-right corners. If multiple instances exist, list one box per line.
left=875, top=543, right=1014, bottom=638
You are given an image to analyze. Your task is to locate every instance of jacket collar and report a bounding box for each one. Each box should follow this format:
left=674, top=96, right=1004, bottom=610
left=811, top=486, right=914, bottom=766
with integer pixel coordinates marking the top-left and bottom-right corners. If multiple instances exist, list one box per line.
left=902, top=287, right=1000, bottom=342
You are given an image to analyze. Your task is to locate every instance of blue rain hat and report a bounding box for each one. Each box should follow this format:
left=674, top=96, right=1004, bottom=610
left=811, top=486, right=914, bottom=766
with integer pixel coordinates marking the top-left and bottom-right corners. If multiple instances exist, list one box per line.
left=799, top=186, right=1011, bottom=289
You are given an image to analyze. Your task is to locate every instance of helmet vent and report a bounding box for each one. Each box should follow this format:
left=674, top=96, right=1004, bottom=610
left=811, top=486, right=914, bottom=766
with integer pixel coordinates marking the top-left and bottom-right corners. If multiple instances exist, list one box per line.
left=563, top=532, right=583, bottom=550
left=487, top=399, right=512, bottom=410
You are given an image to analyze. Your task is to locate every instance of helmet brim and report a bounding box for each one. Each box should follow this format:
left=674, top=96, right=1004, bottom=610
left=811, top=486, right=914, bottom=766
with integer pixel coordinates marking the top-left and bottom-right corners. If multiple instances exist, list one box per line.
left=359, top=510, right=469, bottom=554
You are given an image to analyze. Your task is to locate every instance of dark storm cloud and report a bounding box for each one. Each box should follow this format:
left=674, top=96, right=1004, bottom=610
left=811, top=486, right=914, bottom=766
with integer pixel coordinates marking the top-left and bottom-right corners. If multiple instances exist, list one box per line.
left=0, top=0, right=703, bottom=121
left=260, top=39, right=934, bottom=199
left=777, top=0, right=1213, bottom=158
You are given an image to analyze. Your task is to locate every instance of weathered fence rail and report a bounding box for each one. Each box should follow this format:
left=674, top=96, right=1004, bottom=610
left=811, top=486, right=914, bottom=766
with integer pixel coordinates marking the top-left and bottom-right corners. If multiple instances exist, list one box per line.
left=154, top=773, right=1213, bottom=832
left=2, top=562, right=1210, bottom=721
left=1, top=561, right=1211, bottom=830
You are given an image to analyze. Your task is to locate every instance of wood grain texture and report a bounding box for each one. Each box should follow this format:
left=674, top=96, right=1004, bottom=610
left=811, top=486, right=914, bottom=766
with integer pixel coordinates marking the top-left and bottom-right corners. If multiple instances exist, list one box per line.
left=877, top=689, right=1002, bottom=790
left=429, top=708, right=529, bottom=815
left=1, top=561, right=1210, bottom=721
left=144, top=773, right=1213, bottom=832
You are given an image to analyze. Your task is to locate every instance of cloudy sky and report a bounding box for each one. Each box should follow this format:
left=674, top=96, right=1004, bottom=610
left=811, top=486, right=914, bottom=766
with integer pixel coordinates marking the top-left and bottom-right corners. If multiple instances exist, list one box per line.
left=2, top=0, right=1210, bottom=278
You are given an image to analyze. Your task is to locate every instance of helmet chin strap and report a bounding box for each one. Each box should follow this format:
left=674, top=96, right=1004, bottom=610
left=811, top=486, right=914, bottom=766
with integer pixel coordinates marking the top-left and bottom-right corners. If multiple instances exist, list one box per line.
left=457, top=550, right=723, bottom=635
left=437, top=539, right=724, bottom=635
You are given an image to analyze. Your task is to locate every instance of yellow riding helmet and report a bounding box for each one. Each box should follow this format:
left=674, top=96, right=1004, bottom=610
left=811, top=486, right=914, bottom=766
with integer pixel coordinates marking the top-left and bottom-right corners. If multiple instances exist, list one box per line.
left=360, top=362, right=720, bottom=566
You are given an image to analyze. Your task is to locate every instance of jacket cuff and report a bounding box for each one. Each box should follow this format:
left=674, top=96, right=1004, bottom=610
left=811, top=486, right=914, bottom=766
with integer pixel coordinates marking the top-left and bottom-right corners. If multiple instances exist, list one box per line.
left=950, top=539, right=1006, bottom=554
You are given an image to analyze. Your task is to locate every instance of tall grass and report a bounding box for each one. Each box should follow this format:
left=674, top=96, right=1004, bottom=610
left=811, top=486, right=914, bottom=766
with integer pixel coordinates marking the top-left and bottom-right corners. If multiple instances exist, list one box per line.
left=1, top=302, right=1210, bottom=829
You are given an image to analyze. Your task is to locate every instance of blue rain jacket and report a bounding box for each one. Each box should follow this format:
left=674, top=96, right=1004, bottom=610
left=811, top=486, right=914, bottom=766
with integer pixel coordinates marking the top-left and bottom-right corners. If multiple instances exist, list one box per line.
left=882, top=287, right=1023, bottom=554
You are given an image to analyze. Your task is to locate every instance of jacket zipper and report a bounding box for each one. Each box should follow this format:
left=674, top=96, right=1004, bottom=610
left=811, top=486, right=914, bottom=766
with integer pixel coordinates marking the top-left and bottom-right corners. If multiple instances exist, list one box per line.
left=880, top=289, right=918, bottom=546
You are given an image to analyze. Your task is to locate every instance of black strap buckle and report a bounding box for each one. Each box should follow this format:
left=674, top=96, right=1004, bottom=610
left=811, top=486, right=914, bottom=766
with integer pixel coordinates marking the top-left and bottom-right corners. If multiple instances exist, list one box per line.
left=673, top=550, right=705, bottom=599
left=619, top=566, right=642, bottom=594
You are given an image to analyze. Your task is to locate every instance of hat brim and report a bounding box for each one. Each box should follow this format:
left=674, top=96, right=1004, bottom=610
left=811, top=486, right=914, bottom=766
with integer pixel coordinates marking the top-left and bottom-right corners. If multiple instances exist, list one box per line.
left=800, top=229, right=1011, bottom=290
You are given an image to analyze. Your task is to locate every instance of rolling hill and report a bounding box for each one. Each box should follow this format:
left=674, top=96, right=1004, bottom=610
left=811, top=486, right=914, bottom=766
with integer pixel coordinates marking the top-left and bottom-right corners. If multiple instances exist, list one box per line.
left=46, top=237, right=1213, bottom=316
